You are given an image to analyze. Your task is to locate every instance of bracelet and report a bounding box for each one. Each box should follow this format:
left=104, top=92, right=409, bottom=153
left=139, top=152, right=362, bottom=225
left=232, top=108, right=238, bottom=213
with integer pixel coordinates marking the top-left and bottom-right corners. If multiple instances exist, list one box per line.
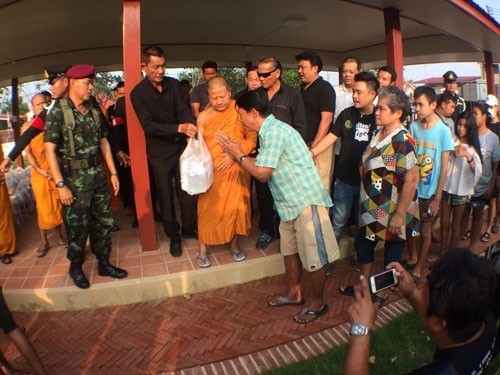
left=111, top=173, right=118, bottom=177
left=238, top=155, right=247, bottom=165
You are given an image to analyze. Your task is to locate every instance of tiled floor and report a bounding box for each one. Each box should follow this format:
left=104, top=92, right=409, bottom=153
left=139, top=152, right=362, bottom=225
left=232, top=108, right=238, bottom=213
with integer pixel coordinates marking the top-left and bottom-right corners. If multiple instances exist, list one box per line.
left=3, top=210, right=280, bottom=290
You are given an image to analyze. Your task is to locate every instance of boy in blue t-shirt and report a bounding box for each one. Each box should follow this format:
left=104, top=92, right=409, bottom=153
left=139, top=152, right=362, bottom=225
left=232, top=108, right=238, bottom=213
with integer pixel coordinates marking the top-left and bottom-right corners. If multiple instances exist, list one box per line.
left=407, top=86, right=454, bottom=282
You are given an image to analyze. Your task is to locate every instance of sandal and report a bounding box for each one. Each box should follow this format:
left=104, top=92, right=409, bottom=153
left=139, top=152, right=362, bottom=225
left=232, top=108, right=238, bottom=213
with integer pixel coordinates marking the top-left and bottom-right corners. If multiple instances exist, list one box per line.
left=492, top=224, right=499, bottom=234
left=1, top=255, right=12, bottom=265
left=268, top=295, right=305, bottom=308
left=462, top=230, right=471, bottom=240
left=372, top=294, right=389, bottom=309
left=230, top=248, right=246, bottom=262
left=195, top=253, right=211, bottom=268
left=294, top=304, right=329, bottom=324
left=401, top=259, right=417, bottom=271
left=339, top=285, right=355, bottom=297
left=481, top=232, right=491, bottom=243
left=36, top=244, right=49, bottom=258
left=410, top=274, right=421, bottom=286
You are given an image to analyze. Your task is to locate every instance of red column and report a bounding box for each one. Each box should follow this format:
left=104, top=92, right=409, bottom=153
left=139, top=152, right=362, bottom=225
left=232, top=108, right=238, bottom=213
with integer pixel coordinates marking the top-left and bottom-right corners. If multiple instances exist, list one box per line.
left=384, top=8, right=404, bottom=88
left=484, top=51, right=496, bottom=95
left=11, top=78, right=23, bottom=168
left=123, top=0, right=158, bottom=251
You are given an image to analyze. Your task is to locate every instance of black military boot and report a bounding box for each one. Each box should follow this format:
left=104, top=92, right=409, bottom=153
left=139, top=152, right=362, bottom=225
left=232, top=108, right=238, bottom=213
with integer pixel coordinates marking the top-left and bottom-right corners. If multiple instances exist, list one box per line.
left=97, top=255, right=128, bottom=279
left=69, top=261, right=90, bottom=289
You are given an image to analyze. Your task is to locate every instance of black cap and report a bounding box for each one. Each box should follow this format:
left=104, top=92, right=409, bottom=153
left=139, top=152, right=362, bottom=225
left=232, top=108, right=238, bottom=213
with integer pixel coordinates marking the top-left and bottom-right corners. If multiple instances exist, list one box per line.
left=443, top=71, right=458, bottom=82
left=44, top=65, right=72, bottom=84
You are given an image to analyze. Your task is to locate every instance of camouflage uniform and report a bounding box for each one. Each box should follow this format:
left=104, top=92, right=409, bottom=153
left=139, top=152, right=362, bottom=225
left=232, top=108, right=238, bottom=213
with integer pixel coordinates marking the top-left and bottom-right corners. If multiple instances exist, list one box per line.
left=44, top=98, right=113, bottom=263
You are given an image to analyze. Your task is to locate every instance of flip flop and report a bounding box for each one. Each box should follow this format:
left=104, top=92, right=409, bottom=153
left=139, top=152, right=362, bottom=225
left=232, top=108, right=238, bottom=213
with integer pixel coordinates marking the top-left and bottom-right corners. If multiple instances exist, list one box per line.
left=36, top=245, right=49, bottom=258
left=372, top=294, right=389, bottom=309
left=1, top=255, right=12, bottom=265
left=481, top=232, right=491, bottom=243
left=462, top=230, right=471, bottom=240
left=230, top=248, right=246, bottom=262
left=339, top=285, right=355, bottom=297
left=294, top=304, right=329, bottom=324
left=267, top=295, right=305, bottom=308
left=410, top=274, right=421, bottom=286
left=401, top=259, right=417, bottom=271
left=492, top=224, right=499, bottom=234
left=195, top=253, right=211, bottom=268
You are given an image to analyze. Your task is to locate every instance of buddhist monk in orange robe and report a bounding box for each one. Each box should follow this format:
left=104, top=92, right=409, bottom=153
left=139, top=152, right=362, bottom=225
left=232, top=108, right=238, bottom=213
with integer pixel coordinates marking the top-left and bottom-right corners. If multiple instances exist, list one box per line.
left=24, top=93, right=65, bottom=257
left=0, top=147, right=16, bottom=264
left=195, top=77, right=257, bottom=268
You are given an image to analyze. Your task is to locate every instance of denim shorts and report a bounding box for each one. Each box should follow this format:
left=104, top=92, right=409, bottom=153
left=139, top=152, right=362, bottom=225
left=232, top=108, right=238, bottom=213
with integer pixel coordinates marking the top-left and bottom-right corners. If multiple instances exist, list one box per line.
left=470, top=195, right=488, bottom=210
left=442, top=191, right=469, bottom=206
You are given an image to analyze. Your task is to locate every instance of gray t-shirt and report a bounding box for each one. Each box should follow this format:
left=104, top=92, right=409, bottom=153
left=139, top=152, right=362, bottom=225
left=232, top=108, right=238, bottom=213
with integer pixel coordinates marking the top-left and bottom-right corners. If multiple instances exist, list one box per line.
left=190, top=83, right=209, bottom=111
left=474, top=129, right=500, bottom=196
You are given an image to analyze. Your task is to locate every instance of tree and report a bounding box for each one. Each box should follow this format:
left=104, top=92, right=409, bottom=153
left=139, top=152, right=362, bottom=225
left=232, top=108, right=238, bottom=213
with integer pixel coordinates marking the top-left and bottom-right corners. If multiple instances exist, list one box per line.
left=178, top=67, right=246, bottom=94
left=94, top=72, right=124, bottom=106
left=281, top=69, right=301, bottom=89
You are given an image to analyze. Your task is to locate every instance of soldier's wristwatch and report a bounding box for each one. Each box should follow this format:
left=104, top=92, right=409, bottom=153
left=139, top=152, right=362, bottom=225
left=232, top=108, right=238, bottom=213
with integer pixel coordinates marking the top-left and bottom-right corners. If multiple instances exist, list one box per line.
left=349, top=324, right=372, bottom=336
left=55, top=181, right=65, bottom=188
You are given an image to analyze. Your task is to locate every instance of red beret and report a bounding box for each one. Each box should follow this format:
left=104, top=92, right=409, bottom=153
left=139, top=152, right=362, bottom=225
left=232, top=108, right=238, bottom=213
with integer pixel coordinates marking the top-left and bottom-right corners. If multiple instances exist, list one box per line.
left=66, top=64, right=96, bottom=79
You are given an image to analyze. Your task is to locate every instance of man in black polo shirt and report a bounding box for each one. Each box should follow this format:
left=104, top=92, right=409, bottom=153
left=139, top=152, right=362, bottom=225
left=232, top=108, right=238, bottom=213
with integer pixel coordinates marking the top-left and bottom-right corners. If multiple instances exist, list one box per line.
left=131, top=46, right=198, bottom=257
left=311, top=72, right=379, bottom=246
left=252, top=55, right=307, bottom=250
left=296, top=50, right=336, bottom=192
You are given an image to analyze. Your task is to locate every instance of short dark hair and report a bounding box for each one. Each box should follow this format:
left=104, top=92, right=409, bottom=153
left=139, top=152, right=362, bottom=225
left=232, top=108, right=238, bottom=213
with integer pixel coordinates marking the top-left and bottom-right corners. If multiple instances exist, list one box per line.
left=246, top=66, right=258, bottom=76
left=258, top=56, right=282, bottom=71
left=235, top=89, right=272, bottom=117
left=202, top=61, right=218, bottom=72
left=113, top=81, right=125, bottom=91
left=179, top=79, right=190, bottom=86
left=295, top=50, right=323, bottom=72
left=414, top=86, right=437, bottom=104
left=142, top=46, right=165, bottom=64
left=473, top=101, right=493, bottom=127
left=377, top=86, right=410, bottom=122
left=437, top=90, right=457, bottom=107
left=378, top=66, right=397, bottom=83
left=341, top=56, right=361, bottom=71
left=427, top=248, right=496, bottom=343
left=354, top=71, right=379, bottom=93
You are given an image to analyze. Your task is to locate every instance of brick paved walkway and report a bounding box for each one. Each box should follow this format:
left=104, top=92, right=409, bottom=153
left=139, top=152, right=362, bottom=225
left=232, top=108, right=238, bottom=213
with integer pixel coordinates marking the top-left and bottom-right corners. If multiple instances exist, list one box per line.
left=1, top=211, right=496, bottom=373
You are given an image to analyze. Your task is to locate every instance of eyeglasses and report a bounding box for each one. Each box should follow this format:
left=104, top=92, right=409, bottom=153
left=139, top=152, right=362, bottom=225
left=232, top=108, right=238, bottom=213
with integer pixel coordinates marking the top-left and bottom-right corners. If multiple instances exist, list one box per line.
left=257, top=68, right=277, bottom=78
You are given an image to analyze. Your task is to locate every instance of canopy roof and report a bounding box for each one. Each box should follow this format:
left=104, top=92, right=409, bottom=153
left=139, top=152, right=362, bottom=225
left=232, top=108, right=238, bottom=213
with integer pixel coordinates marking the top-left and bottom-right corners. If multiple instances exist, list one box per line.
left=0, top=0, right=498, bottom=85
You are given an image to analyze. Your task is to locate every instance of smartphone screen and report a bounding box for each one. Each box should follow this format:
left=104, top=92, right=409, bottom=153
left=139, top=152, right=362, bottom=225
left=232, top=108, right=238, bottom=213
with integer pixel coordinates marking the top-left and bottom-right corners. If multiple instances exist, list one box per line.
left=370, top=269, right=397, bottom=294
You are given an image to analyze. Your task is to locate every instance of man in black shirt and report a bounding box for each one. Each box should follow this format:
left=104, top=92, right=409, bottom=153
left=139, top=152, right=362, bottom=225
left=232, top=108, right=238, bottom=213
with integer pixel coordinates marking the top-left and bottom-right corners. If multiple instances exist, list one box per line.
left=344, top=248, right=498, bottom=375
left=131, top=46, right=198, bottom=257
left=296, top=50, right=336, bottom=192
left=234, top=66, right=261, bottom=101
left=311, top=72, right=379, bottom=243
left=442, top=70, right=466, bottom=125
left=252, top=56, right=307, bottom=250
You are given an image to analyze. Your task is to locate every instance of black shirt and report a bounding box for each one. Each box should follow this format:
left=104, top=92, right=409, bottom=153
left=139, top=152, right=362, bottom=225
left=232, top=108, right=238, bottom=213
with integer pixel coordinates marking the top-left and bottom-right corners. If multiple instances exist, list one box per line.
left=257, top=83, right=307, bottom=141
left=410, top=312, right=497, bottom=375
left=330, top=105, right=377, bottom=186
left=130, top=77, right=194, bottom=141
left=300, top=77, right=336, bottom=144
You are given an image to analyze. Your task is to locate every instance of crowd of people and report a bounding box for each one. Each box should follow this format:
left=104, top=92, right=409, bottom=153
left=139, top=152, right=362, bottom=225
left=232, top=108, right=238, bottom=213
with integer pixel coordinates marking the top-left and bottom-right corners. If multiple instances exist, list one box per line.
left=0, top=45, right=498, bottom=373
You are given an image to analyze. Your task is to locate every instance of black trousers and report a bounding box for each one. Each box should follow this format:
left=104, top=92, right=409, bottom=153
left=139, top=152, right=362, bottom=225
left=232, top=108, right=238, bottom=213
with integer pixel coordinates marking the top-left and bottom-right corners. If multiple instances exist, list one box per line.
left=148, top=143, right=197, bottom=240
left=254, top=179, right=280, bottom=237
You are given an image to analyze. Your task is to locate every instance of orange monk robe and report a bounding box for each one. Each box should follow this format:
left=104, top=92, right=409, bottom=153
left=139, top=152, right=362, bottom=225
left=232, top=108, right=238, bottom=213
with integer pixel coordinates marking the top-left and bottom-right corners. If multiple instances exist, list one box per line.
left=29, top=133, right=63, bottom=230
left=0, top=147, right=15, bottom=256
left=198, top=101, right=257, bottom=245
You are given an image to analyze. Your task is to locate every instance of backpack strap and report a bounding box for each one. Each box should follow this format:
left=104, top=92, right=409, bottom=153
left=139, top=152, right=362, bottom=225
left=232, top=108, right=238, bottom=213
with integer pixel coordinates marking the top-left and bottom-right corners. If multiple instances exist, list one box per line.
left=59, top=98, right=76, bottom=158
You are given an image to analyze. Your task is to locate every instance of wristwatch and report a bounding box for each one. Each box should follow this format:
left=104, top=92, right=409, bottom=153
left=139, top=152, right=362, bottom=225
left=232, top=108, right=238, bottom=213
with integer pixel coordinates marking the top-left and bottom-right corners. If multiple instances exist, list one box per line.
left=238, top=155, right=247, bottom=165
left=349, top=324, right=373, bottom=336
left=55, top=181, right=65, bottom=188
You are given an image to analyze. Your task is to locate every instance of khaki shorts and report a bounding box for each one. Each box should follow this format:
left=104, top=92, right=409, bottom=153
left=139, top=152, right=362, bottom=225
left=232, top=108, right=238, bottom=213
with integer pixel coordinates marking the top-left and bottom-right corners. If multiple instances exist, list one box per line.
left=280, top=205, right=340, bottom=272
left=315, top=145, right=334, bottom=194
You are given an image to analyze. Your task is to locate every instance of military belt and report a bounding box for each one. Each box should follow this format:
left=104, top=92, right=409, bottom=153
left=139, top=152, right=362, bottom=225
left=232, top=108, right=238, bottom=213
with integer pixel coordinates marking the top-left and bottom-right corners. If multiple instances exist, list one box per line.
left=65, top=156, right=100, bottom=170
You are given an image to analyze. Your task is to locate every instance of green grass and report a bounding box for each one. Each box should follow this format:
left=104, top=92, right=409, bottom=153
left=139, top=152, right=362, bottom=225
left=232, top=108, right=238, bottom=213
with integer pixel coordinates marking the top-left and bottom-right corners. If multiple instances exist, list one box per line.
left=266, top=312, right=500, bottom=375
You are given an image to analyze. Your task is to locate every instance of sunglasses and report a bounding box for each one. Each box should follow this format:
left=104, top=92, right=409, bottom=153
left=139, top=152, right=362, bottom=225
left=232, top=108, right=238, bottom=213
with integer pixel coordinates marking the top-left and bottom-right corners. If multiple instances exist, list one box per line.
left=257, top=68, right=277, bottom=78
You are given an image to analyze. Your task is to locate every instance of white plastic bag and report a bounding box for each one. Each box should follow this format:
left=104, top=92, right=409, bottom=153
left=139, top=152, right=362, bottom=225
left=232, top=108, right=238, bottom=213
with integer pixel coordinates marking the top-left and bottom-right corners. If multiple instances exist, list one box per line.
left=180, top=133, right=214, bottom=195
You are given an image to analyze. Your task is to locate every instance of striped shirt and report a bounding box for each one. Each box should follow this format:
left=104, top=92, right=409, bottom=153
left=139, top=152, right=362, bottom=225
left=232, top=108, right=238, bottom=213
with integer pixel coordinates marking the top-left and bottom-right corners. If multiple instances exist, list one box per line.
left=256, top=115, right=332, bottom=222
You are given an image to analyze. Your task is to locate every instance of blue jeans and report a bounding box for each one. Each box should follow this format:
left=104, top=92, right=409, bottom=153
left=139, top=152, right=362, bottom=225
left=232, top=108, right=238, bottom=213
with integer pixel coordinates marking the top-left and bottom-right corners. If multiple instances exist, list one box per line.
left=332, top=179, right=360, bottom=241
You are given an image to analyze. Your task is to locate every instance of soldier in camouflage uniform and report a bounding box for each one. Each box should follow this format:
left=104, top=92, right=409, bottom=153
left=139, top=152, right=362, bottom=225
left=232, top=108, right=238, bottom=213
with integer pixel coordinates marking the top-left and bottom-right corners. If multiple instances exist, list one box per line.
left=44, top=65, right=127, bottom=289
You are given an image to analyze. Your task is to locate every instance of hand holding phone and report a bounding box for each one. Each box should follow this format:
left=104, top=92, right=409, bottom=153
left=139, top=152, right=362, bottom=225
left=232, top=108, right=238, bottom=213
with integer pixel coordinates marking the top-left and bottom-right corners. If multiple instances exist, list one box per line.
left=369, top=268, right=398, bottom=294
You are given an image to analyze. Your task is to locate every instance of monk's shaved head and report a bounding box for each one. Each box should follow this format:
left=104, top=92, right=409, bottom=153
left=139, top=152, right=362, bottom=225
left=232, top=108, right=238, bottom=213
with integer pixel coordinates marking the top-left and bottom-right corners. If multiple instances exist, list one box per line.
left=207, top=76, right=230, bottom=92
left=31, top=93, right=46, bottom=106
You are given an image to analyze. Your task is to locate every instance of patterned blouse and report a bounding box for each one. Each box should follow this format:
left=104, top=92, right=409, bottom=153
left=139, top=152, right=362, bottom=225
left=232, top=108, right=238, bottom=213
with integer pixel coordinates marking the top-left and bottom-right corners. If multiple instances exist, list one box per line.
left=358, top=126, right=420, bottom=242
